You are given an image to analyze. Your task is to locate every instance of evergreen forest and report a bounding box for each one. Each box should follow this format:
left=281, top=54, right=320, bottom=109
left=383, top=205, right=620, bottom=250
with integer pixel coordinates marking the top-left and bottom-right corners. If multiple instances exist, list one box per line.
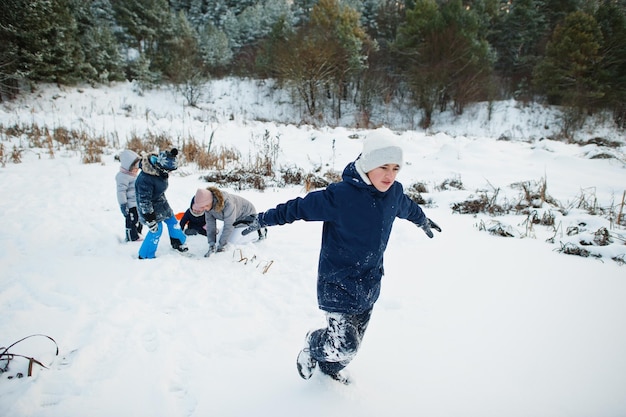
left=1, top=0, right=625, bottom=130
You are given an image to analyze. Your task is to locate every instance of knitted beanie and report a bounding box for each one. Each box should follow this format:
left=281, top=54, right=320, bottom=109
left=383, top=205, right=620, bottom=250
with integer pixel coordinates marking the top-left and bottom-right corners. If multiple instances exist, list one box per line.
left=155, top=148, right=179, bottom=171
left=356, top=128, right=403, bottom=173
left=192, top=188, right=213, bottom=213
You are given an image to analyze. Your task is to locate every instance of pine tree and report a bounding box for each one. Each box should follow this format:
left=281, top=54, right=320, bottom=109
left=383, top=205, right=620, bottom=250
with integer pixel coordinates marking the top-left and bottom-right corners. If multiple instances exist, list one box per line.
left=0, top=0, right=23, bottom=99
left=188, top=0, right=209, bottom=27
left=359, top=0, right=381, bottom=35
left=395, top=0, right=494, bottom=126
left=224, top=0, right=292, bottom=50
left=7, top=0, right=87, bottom=84
left=111, top=0, right=172, bottom=57
left=542, top=0, right=582, bottom=28
left=72, top=0, right=125, bottom=83
left=165, top=11, right=207, bottom=106
left=273, top=0, right=371, bottom=118
left=595, top=0, right=626, bottom=128
left=170, top=0, right=194, bottom=13
left=255, top=15, right=294, bottom=77
left=163, top=11, right=204, bottom=82
left=199, top=24, right=233, bottom=68
left=292, top=0, right=319, bottom=25
left=203, top=0, right=258, bottom=28
left=490, top=0, right=548, bottom=99
left=111, top=0, right=176, bottom=79
left=533, top=11, right=604, bottom=108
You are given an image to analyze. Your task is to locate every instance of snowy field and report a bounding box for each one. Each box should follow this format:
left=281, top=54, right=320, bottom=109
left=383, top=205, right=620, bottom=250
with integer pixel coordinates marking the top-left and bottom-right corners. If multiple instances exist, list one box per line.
left=1, top=80, right=625, bottom=417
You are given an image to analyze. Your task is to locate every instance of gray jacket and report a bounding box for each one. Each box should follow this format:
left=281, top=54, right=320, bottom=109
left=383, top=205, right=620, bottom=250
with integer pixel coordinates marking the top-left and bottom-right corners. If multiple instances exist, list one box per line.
left=115, top=149, right=139, bottom=209
left=204, top=187, right=257, bottom=248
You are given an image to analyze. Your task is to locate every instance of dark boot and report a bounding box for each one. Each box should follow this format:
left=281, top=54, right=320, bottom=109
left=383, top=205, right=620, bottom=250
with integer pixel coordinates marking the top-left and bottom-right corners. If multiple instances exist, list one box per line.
left=170, top=238, right=189, bottom=252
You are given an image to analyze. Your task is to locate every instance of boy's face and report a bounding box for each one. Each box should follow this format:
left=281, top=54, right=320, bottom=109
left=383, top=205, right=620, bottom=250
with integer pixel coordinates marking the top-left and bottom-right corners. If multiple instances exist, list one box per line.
left=367, top=164, right=400, bottom=192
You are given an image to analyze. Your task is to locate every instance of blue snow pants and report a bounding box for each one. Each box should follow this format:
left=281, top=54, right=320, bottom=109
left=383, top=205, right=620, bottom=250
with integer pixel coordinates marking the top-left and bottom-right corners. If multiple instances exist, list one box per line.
left=138, top=215, right=187, bottom=259
left=308, top=308, right=372, bottom=376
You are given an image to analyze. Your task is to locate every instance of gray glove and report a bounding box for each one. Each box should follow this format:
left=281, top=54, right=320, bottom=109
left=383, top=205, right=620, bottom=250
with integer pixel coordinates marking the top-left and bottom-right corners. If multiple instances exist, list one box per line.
left=420, top=218, right=441, bottom=238
left=120, top=203, right=128, bottom=216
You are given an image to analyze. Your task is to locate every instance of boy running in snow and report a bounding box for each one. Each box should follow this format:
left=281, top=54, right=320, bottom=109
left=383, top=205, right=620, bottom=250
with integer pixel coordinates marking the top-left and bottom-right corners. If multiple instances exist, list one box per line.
left=135, top=148, right=188, bottom=259
left=242, top=128, right=441, bottom=383
left=115, top=149, right=143, bottom=242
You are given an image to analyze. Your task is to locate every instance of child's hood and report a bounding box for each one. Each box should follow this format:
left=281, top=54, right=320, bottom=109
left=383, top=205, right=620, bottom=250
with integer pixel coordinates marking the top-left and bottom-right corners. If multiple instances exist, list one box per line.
left=208, top=186, right=225, bottom=212
left=119, top=149, right=139, bottom=171
left=138, top=152, right=163, bottom=177
left=343, top=161, right=371, bottom=188
left=343, top=161, right=392, bottom=197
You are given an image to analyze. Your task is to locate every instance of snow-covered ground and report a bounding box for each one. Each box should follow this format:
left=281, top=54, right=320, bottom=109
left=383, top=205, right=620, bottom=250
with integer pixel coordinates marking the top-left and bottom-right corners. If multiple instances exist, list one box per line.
left=1, top=80, right=625, bottom=417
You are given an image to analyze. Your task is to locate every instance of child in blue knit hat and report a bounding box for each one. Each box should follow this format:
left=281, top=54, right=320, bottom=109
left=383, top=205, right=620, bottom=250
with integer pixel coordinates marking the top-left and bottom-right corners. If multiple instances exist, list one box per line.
left=135, top=148, right=188, bottom=259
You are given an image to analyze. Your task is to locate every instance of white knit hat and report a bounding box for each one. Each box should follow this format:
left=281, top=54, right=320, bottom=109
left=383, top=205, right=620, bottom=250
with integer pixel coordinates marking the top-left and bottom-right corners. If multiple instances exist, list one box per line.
left=356, top=128, right=404, bottom=173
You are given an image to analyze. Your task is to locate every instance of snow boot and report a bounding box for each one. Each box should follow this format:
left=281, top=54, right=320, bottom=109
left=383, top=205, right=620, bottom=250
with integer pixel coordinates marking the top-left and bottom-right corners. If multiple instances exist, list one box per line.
left=170, top=238, right=189, bottom=253
left=326, top=370, right=351, bottom=385
left=296, top=331, right=317, bottom=380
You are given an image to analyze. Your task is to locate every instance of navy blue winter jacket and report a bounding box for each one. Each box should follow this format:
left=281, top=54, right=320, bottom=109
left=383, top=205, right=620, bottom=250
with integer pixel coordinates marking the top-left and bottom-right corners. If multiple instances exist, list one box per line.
left=179, top=196, right=207, bottom=234
left=135, top=154, right=175, bottom=223
left=259, top=161, right=427, bottom=314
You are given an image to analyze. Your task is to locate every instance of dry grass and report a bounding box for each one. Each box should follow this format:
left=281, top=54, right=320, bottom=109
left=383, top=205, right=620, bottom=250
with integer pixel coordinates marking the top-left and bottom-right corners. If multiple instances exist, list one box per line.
left=435, top=175, right=464, bottom=191
left=201, top=169, right=266, bottom=190
left=452, top=191, right=508, bottom=215
left=303, top=173, right=330, bottom=192
left=2, top=124, right=625, bottom=269
left=406, top=182, right=431, bottom=205
left=512, top=177, right=559, bottom=210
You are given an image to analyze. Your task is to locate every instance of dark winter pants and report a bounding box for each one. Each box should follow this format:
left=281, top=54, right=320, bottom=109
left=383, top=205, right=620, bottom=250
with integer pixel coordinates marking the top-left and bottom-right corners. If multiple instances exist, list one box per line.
left=184, top=226, right=207, bottom=236
left=125, top=207, right=142, bottom=241
left=308, top=308, right=372, bottom=376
